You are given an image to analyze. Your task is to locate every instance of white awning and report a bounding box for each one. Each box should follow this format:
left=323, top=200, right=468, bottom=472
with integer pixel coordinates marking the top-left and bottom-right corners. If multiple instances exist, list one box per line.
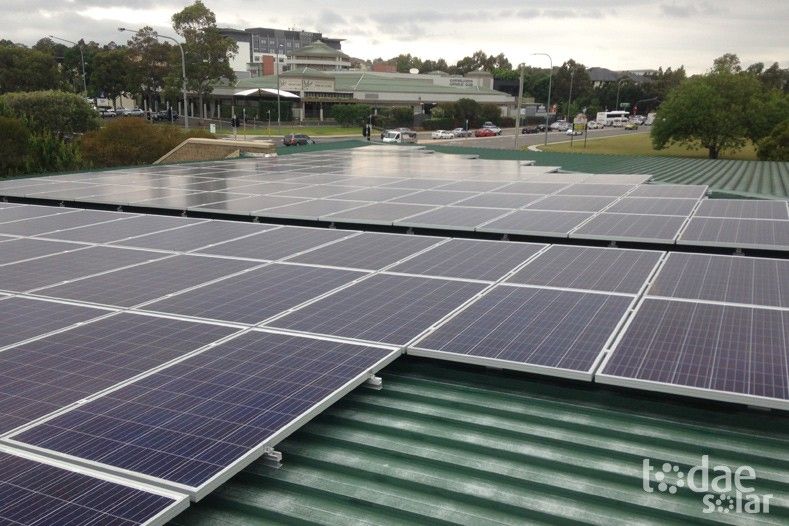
left=234, top=88, right=300, bottom=99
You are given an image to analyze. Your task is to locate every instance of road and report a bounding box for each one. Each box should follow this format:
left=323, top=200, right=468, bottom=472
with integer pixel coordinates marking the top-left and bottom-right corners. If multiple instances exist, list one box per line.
left=419, top=127, right=647, bottom=150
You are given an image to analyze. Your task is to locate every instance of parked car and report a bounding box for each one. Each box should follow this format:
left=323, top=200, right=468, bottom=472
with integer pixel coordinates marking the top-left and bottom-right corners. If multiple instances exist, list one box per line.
left=481, top=122, right=502, bottom=135
left=152, top=110, right=179, bottom=122
left=624, top=122, right=639, bottom=130
left=631, top=115, right=646, bottom=125
left=549, top=120, right=569, bottom=131
left=451, top=127, right=472, bottom=138
left=521, top=125, right=540, bottom=134
left=98, top=108, right=116, bottom=118
left=565, top=128, right=583, bottom=136
left=431, top=130, right=455, bottom=139
left=126, top=107, right=145, bottom=117
left=474, top=128, right=497, bottom=137
left=382, top=129, right=418, bottom=144
left=586, top=120, right=601, bottom=130
left=282, top=133, right=315, bottom=146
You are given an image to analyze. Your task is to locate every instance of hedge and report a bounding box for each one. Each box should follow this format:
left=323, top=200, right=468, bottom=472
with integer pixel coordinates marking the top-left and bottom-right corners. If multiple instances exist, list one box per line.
left=1, top=90, right=100, bottom=135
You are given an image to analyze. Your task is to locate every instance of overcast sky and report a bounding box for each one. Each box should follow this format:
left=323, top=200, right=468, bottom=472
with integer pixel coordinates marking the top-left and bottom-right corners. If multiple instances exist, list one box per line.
left=3, top=0, right=787, bottom=73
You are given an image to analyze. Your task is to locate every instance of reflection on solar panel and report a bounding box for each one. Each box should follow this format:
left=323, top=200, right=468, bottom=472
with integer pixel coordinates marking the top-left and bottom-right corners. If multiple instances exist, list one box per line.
left=648, top=252, right=789, bottom=308
left=629, top=184, right=708, bottom=199
left=269, top=274, right=486, bottom=345
left=599, top=299, right=789, bottom=409
left=390, top=190, right=476, bottom=206
left=557, top=184, right=635, bottom=197
left=695, top=199, right=789, bottom=220
left=507, top=246, right=662, bottom=294
left=679, top=217, right=789, bottom=250
left=0, top=448, right=187, bottom=526
left=395, top=206, right=510, bottom=230
left=389, top=239, right=546, bottom=281
left=38, top=255, right=259, bottom=307
left=38, top=215, right=198, bottom=243
left=12, top=331, right=398, bottom=497
left=605, top=197, right=699, bottom=216
left=323, top=202, right=434, bottom=225
left=478, top=210, right=593, bottom=236
left=146, top=264, right=365, bottom=324
left=456, top=193, right=541, bottom=209
left=0, top=238, right=80, bottom=265
left=524, top=195, right=617, bottom=212
left=0, top=297, right=108, bottom=349
left=289, top=232, right=443, bottom=270
left=412, top=285, right=632, bottom=379
left=0, top=246, right=162, bottom=293
left=196, top=226, right=353, bottom=260
left=571, top=213, right=685, bottom=243
left=0, top=313, right=235, bottom=434
left=112, top=220, right=270, bottom=252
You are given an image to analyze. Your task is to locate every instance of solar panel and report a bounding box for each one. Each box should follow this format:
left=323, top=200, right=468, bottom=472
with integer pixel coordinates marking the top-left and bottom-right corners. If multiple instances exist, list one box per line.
left=262, top=199, right=368, bottom=220
left=0, top=297, right=109, bottom=350
left=288, top=232, right=443, bottom=270
left=0, top=313, right=235, bottom=435
left=0, top=210, right=132, bottom=236
left=380, top=178, right=454, bottom=190
left=322, top=202, right=435, bottom=225
left=412, top=285, right=632, bottom=379
left=571, top=213, right=685, bottom=243
left=332, top=187, right=417, bottom=201
left=648, top=252, right=789, bottom=308
left=196, top=226, right=353, bottom=261
left=0, top=246, right=162, bottom=293
left=524, top=195, right=618, bottom=212
left=145, top=263, right=365, bottom=324
left=556, top=184, right=635, bottom=197
left=38, top=255, right=259, bottom=307
left=10, top=331, right=399, bottom=498
left=678, top=217, right=789, bottom=250
left=581, top=174, right=652, bottom=184
left=507, top=246, right=662, bottom=294
left=194, top=195, right=307, bottom=215
left=605, top=197, right=699, bottom=216
left=389, top=239, right=546, bottom=281
left=478, top=210, right=593, bottom=236
left=491, top=182, right=568, bottom=194
left=134, top=192, right=255, bottom=210
left=389, top=190, right=477, bottom=206
left=394, top=206, right=511, bottom=230
left=0, top=448, right=187, bottom=526
left=269, top=274, right=486, bottom=345
left=598, top=299, right=789, bottom=409
left=112, top=220, right=271, bottom=252
left=0, top=237, right=81, bottom=265
left=436, top=181, right=509, bottom=192
left=37, top=215, right=199, bottom=243
left=455, top=193, right=542, bottom=209
left=694, top=199, right=789, bottom=220
left=272, top=184, right=362, bottom=198
left=629, top=184, right=708, bottom=199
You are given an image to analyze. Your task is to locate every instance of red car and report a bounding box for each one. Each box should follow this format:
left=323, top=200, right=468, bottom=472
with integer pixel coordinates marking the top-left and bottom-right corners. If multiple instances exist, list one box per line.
left=474, top=128, right=497, bottom=137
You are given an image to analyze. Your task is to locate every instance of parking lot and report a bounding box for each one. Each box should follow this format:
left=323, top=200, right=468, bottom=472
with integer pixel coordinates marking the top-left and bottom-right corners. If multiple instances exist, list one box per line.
left=419, top=126, right=648, bottom=150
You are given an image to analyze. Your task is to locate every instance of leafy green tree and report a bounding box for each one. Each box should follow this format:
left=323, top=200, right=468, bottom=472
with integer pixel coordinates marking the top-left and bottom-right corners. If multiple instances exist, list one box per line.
left=1, top=90, right=100, bottom=135
left=171, top=0, right=237, bottom=117
left=712, top=53, right=742, bottom=74
left=127, top=27, right=173, bottom=109
left=756, top=120, right=789, bottom=160
left=90, top=48, right=132, bottom=106
left=0, top=116, right=29, bottom=176
left=0, top=45, right=59, bottom=93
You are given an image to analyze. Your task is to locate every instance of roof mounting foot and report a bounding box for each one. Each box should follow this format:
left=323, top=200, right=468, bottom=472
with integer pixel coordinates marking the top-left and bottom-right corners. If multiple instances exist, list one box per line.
left=328, top=222, right=336, bottom=229
left=502, top=234, right=510, bottom=241
left=608, top=241, right=618, bottom=248
left=406, top=228, right=414, bottom=235
left=363, top=374, right=383, bottom=390
left=252, top=216, right=260, bottom=223
left=734, top=247, right=744, bottom=256
left=116, top=205, right=123, bottom=212
left=261, top=448, right=283, bottom=469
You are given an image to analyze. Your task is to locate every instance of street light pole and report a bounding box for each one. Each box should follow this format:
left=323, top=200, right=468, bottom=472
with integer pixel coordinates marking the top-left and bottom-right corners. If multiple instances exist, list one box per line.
left=513, top=63, right=525, bottom=150
left=118, top=27, right=188, bottom=129
left=275, top=41, right=284, bottom=128
left=567, top=68, right=575, bottom=121
left=531, top=52, right=553, bottom=146
left=616, top=78, right=626, bottom=111
left=50, top=35, right=87, bottom=95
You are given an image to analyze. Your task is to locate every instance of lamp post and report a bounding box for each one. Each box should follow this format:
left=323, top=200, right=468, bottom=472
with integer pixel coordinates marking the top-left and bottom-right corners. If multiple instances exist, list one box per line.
left=567, top=68, right=575, bottom=121
left=118, top=27, right=188, bottom=129
left=615, top=78, right=626, bottom=111
left=50, top=35, right=87, bottom=95
left=531, top=52, right=553, bottom=146
left=275, top=41, right=284, bottom=128
left=513, top=63, right=525, bottom=150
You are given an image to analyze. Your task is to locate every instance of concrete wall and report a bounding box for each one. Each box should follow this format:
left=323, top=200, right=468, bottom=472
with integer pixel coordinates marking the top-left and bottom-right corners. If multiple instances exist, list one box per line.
left=155, top=138, right=276, bottom=164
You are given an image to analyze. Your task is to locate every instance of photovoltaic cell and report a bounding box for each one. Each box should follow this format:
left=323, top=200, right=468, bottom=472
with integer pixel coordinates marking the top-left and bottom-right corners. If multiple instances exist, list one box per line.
left=262, top=199, right=368, bottom=220
left=389, top=239, right=546, bottom=281
left=390, top=190, right=476, bottom=206
left=395, top=206, right=510, bottom=230
left=0, top=313, right=235, bottom=435
left=332, top=187, right=417, bottom=201
left=679, top=217, right=789, bottom=250
left=196, top=226, right=353, bottom=261
left=413, top=285, right=632, bottom=377
left=0, top=210, right=132, bottom=236
left=507, top=245, right=662, bottom=294
left=694, top=199, right=789, bottom=220
left=524, top=195, right=618, bottom=212
left=571, top=213, right=686, bottom=243
left=0, top=246, right=162, bottom=293
left=38, top=255, right=259, bottom=307
left=12, top=331, right=397, bottom=492
left=0, top=204, right=77, bottom=223
left=479, top=210, right=593, bottom=236
left=456, top=193, right=542, bottom=209
left=436, top=181, right=509, bottom=192
left=556, top=184, right=635, bottom=197
left=648, top=252, right=789, bottom=308
left=145, top=263, right=366, bottom=324
left=323, top=203, right=435, bottom=225
left=0, top=449, right=185, bottom=526
left=38, top=215, right=198, bottom=243
left=606, top=197, right=699, bottom=216
left=494, top=182, right=568, bottom=194
left=629, top=185, right=708, bottom=199
left=288, top=232, right=443, bottom=270
left=599, top=299, right=789, bottom=408
left=272, top=184, right=361, bottom=199
left=269, top=274, right=486, bottom=345
left=0, top=297, right=108, bottom=349
left=112, top=220, right=271, bottom=252
left=0, top=237, right=81, bottom=265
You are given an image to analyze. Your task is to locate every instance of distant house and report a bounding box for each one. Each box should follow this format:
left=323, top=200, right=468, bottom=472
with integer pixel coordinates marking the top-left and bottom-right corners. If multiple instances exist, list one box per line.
left=588, top=67, right=653, bottom=88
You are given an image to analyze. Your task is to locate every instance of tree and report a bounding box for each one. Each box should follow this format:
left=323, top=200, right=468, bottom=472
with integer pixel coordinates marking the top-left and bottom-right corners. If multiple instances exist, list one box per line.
left=712, top=53, right=742, bottom=74
left=553, top=60, right=592, bottom=116
left=171, top=0, right=237, bottom=117
left=0, top=45, right=59, bottom=93
left=651, top=68, right=770, bottom=158
left=90, top=48, right=132, bottom=105
left=0, top=116, right=29, bottom=176
left=1, top=90, right=100, bottom=135
left=127, top=27, right=173, bottom=109
left=756, top=120, right=789, bottom=161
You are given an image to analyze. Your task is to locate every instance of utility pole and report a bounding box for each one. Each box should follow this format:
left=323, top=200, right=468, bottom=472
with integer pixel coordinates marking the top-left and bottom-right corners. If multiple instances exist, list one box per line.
left=50, top=35, right=87, bottom=95
left=275, top=41, right=284, bottom=128
left=513, top=64, right=525, bottom=150
left=531, top=53, right=553, bottom=146
left=567, top=68, right=575, bottom=121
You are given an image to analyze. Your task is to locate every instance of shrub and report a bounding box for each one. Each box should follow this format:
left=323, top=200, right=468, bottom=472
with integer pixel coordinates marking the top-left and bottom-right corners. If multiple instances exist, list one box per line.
left=421, top=118, right=454, bottom=130
left=25, top=132, right=82, bottom=174
left=1, top=90, right=100, bottom=135
left=0, top=116, right=30, bottom=176
left=499, top=117, right=516, bottom=128
left=757, top=120, right=789, bottom=161
left=79, top=119, right=215, bottom=168
left=330, top=104, right=372, bottom=126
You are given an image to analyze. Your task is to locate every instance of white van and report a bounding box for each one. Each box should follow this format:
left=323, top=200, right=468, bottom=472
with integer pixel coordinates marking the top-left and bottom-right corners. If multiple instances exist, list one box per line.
left=382, top=130, right=417, bottom=144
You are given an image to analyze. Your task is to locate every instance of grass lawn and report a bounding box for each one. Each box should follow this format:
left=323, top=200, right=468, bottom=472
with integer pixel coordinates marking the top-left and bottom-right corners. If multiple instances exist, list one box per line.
left=541, top=132, right=758, bottom=160
left=224, top=125, right=359, bottom=137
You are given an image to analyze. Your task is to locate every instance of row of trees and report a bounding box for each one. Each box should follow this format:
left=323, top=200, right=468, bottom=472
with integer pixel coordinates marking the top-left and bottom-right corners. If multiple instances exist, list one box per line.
left=0, top=1, right=235, bottom=116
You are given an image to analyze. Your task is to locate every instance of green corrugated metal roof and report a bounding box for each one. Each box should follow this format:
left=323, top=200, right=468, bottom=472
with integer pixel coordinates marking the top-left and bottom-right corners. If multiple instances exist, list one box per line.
left=172, top=357, right=789, bottom=525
